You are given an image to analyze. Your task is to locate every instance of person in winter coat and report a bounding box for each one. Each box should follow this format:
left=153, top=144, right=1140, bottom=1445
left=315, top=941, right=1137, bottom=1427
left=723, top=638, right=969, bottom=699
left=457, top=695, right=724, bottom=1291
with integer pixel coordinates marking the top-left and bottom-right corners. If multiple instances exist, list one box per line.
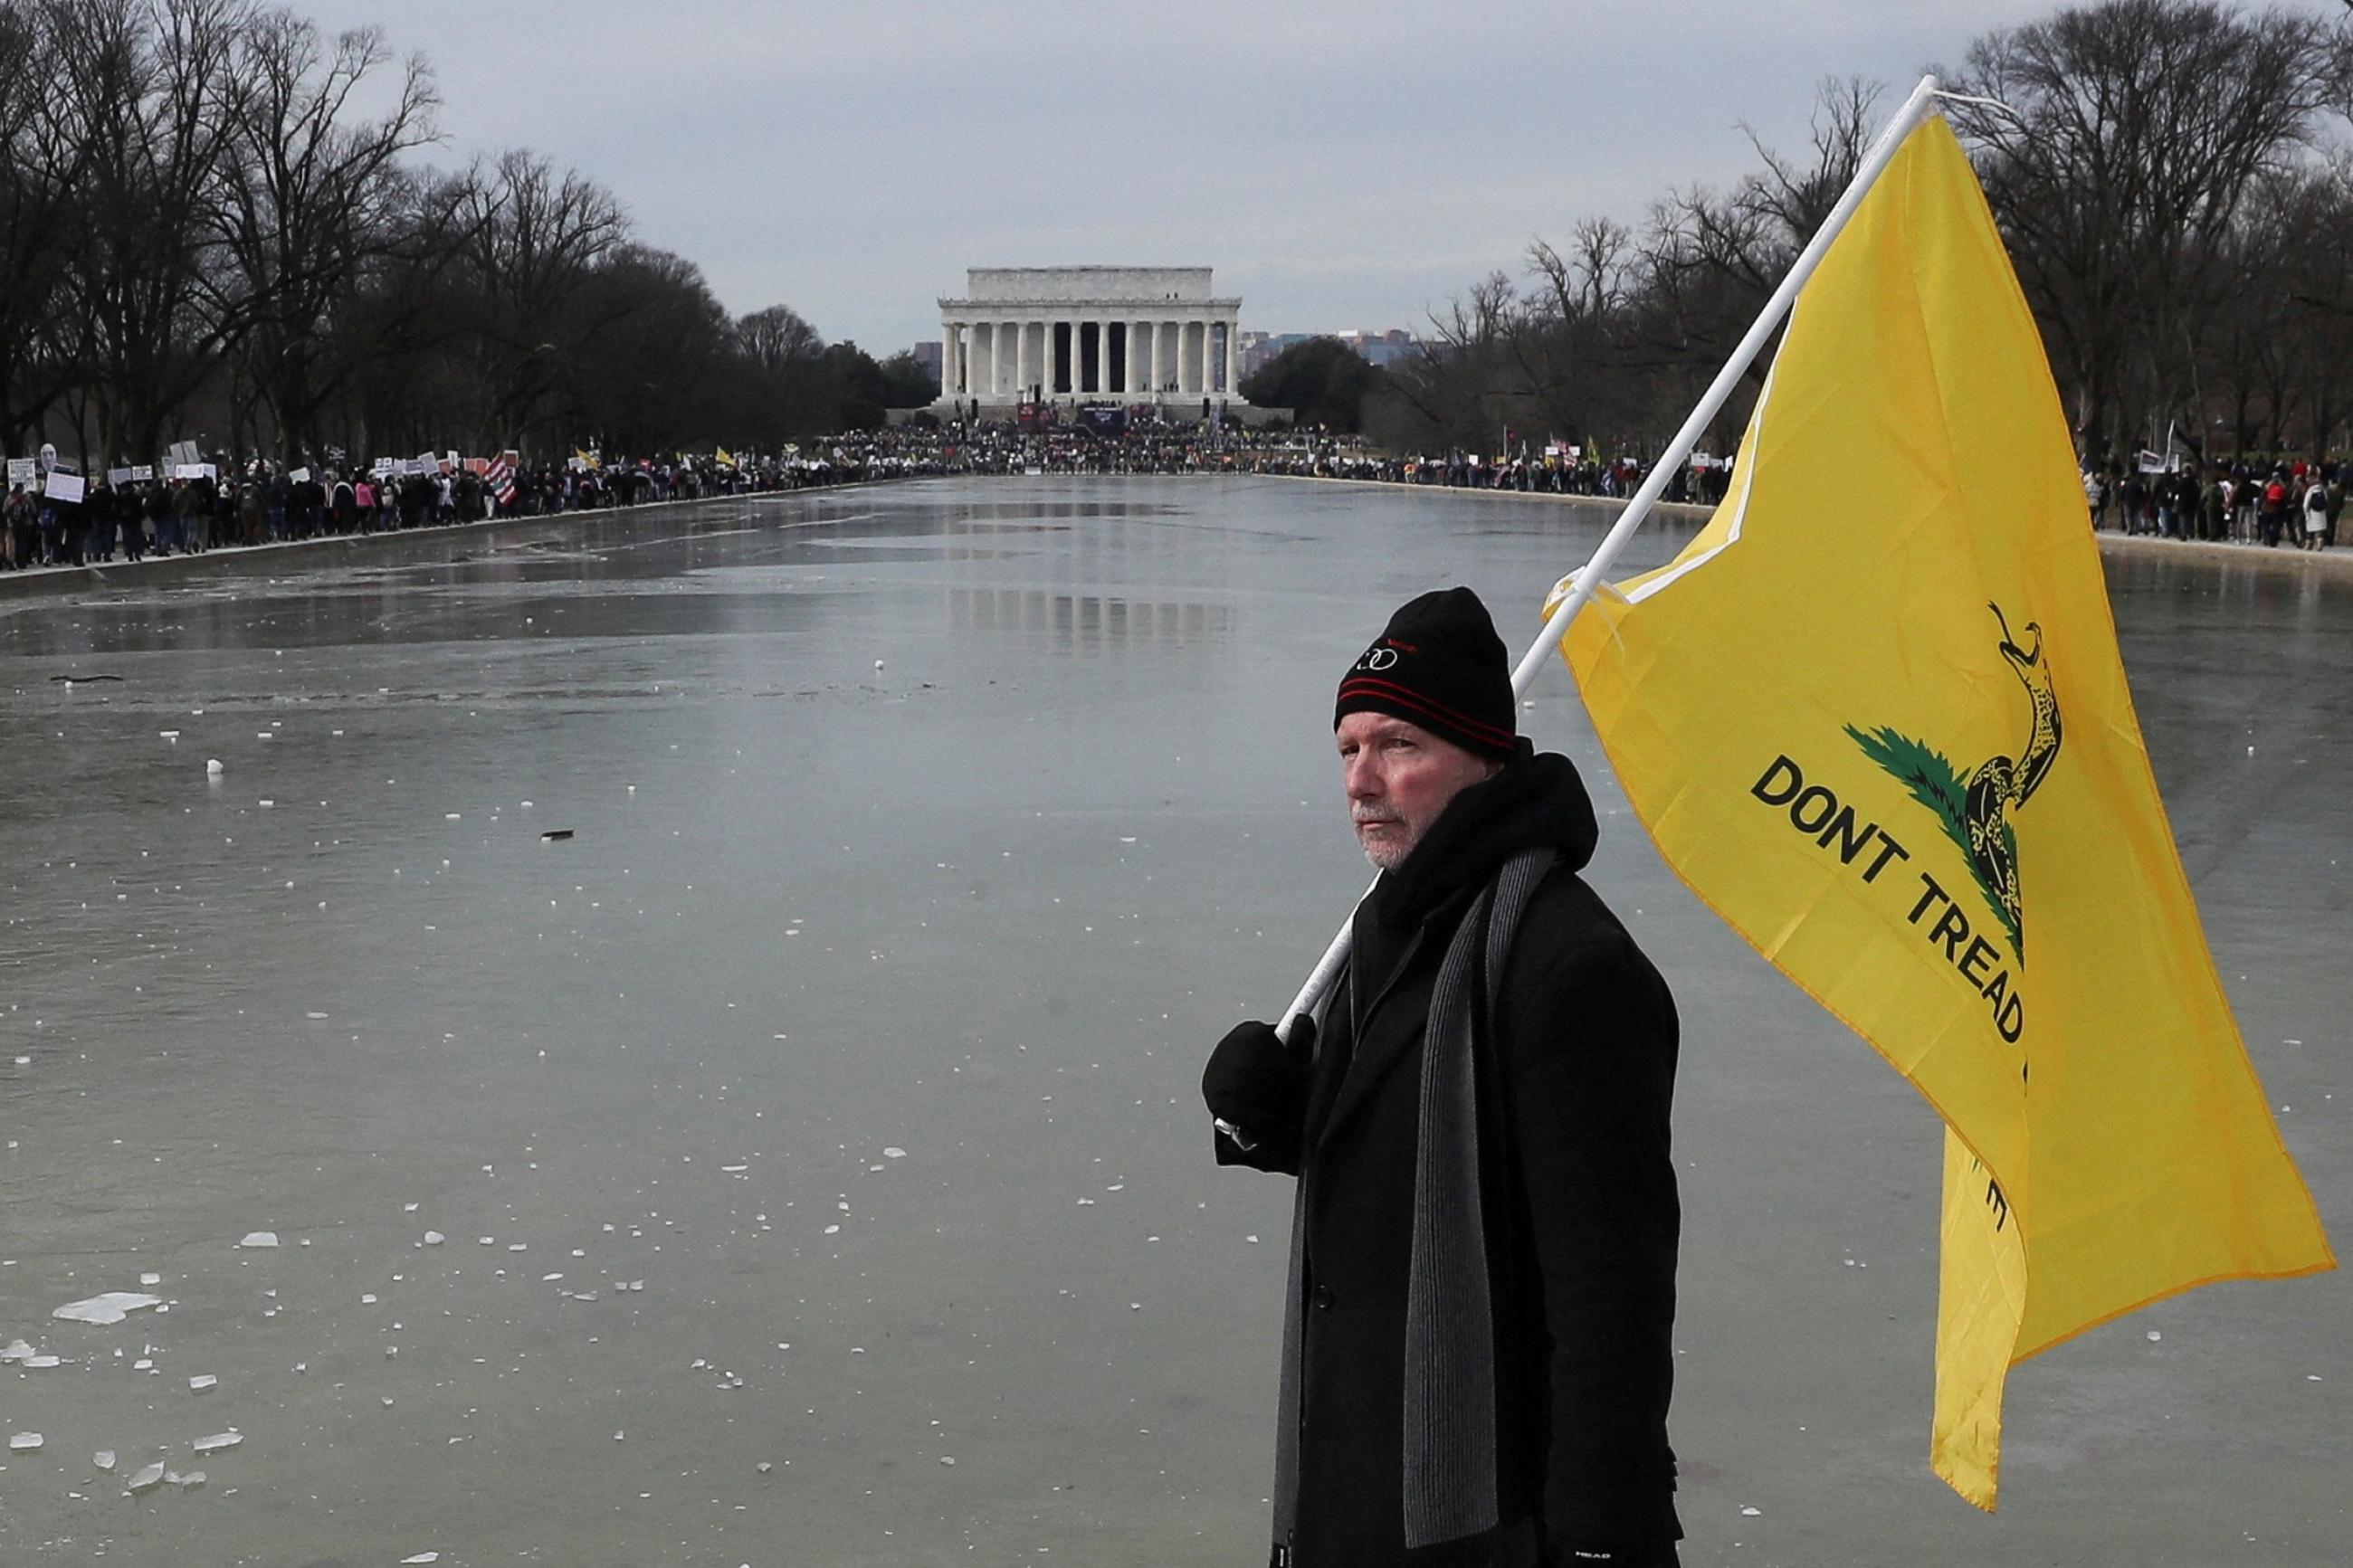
left=1203, top=586, right=1682, bottom=1568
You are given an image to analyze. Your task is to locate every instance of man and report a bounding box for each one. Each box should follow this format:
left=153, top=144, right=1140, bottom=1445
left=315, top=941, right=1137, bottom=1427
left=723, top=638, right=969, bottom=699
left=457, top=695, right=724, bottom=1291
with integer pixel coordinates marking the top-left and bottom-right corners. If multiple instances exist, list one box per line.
left=1204, top=586, right=1682, bottom=1567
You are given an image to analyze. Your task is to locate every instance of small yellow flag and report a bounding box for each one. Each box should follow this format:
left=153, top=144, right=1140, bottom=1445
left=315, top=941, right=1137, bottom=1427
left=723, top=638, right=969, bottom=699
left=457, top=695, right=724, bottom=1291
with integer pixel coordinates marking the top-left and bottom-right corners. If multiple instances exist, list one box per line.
left=715, top=446, right=736, bottom=468
left=1554, top=117, right=2332, bottom=1509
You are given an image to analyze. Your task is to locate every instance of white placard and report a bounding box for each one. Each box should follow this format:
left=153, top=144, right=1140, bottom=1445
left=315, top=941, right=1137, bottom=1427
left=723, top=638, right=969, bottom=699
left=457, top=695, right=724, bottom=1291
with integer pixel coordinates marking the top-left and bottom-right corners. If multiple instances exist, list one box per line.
left=107, top=467, right=133, bottom=485
left=44, top=471, right=86, bottom=504
left=6, top=457, right=33, bottom=483
left=289, top=467, right=311, bottom=483
left=130, top=465, right=153, bottom=481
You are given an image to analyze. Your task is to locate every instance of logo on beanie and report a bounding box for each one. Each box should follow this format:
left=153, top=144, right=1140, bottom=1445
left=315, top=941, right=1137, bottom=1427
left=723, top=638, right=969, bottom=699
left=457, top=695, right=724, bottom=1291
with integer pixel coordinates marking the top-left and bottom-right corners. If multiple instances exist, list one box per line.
left=1358, top=645, right=1400, bottom=671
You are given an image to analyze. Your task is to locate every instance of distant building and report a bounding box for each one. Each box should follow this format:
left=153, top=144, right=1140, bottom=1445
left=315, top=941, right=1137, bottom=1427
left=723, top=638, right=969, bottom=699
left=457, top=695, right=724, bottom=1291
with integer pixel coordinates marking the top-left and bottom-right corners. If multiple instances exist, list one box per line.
left=934, top=266, right=1247, bottom=410
left=911, top=341, right=943, bottom=379
left=1335, top=328, right=1421, bottom=368
left=1240, top=328, right=1424, bottom=379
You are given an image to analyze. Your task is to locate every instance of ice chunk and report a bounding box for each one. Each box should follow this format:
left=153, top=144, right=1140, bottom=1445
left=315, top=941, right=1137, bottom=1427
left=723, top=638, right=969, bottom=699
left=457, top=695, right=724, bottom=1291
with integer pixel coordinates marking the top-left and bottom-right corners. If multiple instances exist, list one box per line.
left=883, top=1146, right=908, bottom=1159
left=1, top=1338, right=35, bottom=1362
left=205, top=758, right=224, bottom=776
left=139, top=1272, right=162, bottom=1287
left=169, top=1469, right=205, bottom=1487
left=423, top=1231, right=445, bottom=1246
left=402, top=1556, right=442, bottom=1565
left=24, top=1354, right=61, bottom=1368
left=53, top=1291, right=163, bottom=1326
left=127, top=1461, right=167, bottom=1493
left=188, top=1373, right=218, bottom=1392
left=94, top=1449, right=117, bottom=1470
left=237, top=1231, right=279, bottom=1250
left=9, top=1432, right=42, bottom=1452
left=193, top=1431, right=242, bottom=1454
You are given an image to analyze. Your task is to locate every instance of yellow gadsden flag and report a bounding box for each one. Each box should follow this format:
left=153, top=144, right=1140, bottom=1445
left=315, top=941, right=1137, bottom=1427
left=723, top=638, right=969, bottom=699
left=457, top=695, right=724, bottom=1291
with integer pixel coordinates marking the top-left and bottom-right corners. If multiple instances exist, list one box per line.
left=1554, top=116, right=2333, bottom=1509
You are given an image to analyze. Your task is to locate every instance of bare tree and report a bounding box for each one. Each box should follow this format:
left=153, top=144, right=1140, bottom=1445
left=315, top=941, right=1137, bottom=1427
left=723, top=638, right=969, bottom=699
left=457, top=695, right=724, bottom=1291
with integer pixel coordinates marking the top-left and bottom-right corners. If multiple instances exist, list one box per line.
left=0, top=5, right=81, bottom=450
left=451, top=148, right=629, bottom=447
left=1943, top=0, right=2339, bottom=457
left=208, top=5, right=439, bottom=461
left=43, top=0, right=252, bottom=466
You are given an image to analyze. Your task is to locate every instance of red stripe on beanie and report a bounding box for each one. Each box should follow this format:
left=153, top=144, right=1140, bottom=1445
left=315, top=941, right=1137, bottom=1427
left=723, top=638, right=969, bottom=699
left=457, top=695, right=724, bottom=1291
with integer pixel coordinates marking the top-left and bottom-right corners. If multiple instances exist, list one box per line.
left=1335, top=676, right=1516, bottom=748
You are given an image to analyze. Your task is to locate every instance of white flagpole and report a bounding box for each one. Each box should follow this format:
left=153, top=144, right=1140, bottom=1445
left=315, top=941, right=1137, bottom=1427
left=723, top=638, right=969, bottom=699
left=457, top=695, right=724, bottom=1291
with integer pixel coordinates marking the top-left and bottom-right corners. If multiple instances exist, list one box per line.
left=1271, top=74, right=1945, bottom=1045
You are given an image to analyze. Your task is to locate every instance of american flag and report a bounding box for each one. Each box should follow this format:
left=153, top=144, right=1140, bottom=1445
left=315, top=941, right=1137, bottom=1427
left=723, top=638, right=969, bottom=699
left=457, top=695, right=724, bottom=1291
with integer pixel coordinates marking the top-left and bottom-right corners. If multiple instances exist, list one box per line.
left=486, top=451, right=517, bottom=508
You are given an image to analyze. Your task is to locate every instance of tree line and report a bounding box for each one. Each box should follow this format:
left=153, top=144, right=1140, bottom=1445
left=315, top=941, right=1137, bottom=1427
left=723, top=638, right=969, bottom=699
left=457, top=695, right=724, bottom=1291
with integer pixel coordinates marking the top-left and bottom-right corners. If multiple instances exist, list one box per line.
left=1270, top=0, right=2353, bottom=470
left=0, top=0, right=935, bottom=473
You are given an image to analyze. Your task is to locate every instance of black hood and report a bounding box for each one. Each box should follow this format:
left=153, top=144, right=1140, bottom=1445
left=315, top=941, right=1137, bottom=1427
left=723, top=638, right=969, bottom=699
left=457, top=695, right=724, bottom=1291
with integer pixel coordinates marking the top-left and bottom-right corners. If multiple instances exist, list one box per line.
left=1371, top=741, right=1599, bottom=930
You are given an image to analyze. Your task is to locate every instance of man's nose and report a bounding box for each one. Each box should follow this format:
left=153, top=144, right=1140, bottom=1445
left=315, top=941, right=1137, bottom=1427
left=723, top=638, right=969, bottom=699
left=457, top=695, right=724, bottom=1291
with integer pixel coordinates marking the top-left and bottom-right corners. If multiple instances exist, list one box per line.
left=1343, top=752, right=1379, bottom=799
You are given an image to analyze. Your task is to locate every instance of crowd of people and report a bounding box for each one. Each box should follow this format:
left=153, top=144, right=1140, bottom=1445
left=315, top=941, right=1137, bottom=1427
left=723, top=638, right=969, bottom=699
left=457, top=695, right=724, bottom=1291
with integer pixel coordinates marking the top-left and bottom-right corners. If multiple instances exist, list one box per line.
left=0, top=450, right=915, bottom=571
left=2089, top=460, right=2346, bottom=548
left=7, top=418, right=2341, bottom=573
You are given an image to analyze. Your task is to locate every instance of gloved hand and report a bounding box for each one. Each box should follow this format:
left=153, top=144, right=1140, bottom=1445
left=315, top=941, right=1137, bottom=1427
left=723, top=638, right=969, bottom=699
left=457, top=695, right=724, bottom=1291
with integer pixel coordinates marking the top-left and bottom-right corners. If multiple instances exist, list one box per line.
left=1202, top=1015, right=1314, bottom=1143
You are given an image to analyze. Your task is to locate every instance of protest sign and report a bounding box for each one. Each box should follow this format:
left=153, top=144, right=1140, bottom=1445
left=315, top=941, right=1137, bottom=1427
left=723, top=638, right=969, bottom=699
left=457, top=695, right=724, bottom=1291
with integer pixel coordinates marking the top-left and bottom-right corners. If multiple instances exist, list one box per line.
left=43, top=471, right=85, bottom=504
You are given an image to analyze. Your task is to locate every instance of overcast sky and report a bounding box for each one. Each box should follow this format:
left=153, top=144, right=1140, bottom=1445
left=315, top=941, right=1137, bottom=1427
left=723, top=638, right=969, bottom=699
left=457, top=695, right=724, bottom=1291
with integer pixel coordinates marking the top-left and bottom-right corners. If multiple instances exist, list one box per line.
left=299, top=0, right=2333, bottom=355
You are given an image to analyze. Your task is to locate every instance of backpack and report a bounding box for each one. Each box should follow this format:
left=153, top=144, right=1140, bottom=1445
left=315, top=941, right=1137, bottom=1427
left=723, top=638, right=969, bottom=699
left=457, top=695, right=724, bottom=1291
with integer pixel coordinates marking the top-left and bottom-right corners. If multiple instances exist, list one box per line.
left=2266, top=480, right=2288, bottom=508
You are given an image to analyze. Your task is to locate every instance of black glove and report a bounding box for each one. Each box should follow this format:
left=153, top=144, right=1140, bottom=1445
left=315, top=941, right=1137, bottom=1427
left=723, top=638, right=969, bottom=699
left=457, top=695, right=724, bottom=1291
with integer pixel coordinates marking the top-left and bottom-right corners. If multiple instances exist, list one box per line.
left=1202, top=1015, right=1314, bottom=1137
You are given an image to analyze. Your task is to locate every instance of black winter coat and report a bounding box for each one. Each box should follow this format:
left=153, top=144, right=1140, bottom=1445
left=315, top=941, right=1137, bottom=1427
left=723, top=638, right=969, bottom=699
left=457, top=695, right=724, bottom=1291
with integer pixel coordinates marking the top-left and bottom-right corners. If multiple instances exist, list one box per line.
left=1215, top=748, right=1681, bottom=1566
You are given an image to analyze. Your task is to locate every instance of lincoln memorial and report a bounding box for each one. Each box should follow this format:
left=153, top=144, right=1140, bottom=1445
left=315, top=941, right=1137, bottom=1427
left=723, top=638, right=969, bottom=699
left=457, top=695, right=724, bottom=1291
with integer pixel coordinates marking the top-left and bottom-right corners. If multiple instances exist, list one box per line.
left=935, top=266, right=1247, bottom=412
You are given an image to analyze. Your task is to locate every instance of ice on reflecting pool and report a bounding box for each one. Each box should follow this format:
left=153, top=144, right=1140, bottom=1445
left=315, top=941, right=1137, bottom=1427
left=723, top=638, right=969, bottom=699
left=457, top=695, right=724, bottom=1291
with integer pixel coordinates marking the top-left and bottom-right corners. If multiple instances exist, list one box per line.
left=52, top=1290, right=165, bottom=1326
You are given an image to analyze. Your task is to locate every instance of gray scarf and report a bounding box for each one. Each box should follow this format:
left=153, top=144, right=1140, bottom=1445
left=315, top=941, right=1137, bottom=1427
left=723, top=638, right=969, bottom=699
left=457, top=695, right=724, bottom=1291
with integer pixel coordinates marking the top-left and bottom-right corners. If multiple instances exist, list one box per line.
left=1273, top=847, right=1555, bottom=1555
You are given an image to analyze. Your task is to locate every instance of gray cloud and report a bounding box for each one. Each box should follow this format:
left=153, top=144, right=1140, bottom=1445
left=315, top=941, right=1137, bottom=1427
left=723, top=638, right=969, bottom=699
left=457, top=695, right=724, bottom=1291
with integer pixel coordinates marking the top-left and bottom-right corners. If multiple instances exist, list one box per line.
left=300, top=0, right=2311, bottom=351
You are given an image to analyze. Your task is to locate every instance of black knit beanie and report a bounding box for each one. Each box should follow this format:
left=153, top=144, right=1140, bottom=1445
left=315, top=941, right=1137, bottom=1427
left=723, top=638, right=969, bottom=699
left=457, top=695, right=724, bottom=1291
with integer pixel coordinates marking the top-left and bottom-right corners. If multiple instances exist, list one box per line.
left=1334, top=586, right=1517, bottom=760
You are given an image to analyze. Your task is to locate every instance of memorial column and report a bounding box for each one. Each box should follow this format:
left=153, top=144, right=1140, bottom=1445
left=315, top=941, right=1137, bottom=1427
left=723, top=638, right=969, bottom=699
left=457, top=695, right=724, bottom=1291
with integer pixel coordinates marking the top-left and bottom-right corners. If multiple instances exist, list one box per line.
left=1224, top=318, right=1238, bottom=399
left=940, top=320, right=957, bottom=399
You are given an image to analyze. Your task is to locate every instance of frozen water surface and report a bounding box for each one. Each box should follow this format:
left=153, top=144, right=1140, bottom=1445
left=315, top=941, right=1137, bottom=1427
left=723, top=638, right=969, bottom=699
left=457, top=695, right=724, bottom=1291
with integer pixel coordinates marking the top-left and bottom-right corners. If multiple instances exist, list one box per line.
left=0, top=480, right=2345, bottom=1564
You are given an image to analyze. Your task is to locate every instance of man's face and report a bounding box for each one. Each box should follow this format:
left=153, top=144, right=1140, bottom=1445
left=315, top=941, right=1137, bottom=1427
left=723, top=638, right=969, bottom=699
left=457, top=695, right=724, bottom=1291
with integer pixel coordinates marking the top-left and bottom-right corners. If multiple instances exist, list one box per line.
left=1338, top=710, right=1499, bottom=871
